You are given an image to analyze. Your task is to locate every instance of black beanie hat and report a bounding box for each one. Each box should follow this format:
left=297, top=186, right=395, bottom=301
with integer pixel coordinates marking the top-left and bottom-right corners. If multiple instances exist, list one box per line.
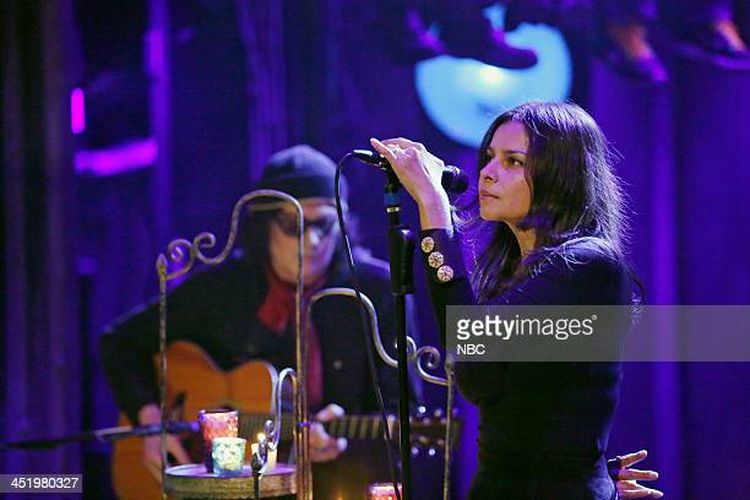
left=255, top=145, right=348, bottom=201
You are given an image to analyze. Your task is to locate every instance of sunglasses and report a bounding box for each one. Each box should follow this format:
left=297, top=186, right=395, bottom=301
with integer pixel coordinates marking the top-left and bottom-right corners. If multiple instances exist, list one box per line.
left=273, top=212, right=338, bottom=238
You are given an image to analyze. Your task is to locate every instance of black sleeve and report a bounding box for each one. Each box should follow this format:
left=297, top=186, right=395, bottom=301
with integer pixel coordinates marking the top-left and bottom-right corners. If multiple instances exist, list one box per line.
left=99, top=269, right=225, bottom=424
left=418, top=229, right=628, bottom=345
left=418, top=229, right=475, bottom=346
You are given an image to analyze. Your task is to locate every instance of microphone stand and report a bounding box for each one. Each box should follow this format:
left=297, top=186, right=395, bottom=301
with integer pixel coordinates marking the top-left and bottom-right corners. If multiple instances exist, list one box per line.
left=384, top=169, right=415, bottom=500
left=0, top=422, right=197, bottom=450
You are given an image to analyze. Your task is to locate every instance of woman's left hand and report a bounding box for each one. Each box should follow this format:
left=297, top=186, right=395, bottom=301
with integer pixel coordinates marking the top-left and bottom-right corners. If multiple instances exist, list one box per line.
left=370, top=137, right=452, bottom=229
left=609, top=449, right=663, bottom=498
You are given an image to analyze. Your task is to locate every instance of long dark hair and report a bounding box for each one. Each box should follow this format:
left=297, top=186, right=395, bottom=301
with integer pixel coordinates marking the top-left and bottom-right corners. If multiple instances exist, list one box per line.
left=463, top=101, right=628, bottom=302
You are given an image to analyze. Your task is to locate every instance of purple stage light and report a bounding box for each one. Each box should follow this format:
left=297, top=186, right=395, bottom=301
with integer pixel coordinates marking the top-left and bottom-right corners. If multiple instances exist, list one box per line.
left=74, top=138, right=157, bottom=176
left=71, top=87, right=86, bottom=134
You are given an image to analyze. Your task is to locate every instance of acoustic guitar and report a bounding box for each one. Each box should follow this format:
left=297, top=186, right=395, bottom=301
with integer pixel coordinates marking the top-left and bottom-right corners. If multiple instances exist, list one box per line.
left=111, top=341, right=457, bottom=499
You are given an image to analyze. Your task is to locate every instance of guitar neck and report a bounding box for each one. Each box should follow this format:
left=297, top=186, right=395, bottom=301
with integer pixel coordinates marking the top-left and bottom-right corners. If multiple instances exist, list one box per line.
left=240, top=413, right=395, bottom=443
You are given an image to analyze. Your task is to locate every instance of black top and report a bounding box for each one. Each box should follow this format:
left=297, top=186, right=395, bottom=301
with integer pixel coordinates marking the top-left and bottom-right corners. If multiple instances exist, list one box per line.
left=100, top=252, right=406, bottom=425
left=419, top=229, right=633, bottom=497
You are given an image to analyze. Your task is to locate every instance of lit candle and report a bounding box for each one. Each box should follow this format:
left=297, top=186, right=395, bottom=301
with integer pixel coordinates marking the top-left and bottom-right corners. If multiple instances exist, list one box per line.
left=266, top=447, right=277, bottom=471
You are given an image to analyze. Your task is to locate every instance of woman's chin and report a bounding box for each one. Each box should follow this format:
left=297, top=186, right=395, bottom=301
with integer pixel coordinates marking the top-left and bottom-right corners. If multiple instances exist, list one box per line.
left=479, top=207, right=502, bottom=222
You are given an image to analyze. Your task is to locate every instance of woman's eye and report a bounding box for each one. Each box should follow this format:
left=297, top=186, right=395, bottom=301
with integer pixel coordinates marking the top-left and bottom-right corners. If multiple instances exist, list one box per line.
left=507, top=157, right=524, bottom=167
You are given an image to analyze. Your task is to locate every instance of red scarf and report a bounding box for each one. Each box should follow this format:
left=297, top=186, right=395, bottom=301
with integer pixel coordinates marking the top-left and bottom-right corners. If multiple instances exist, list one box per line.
left=257, top=267, right=324, bottom=409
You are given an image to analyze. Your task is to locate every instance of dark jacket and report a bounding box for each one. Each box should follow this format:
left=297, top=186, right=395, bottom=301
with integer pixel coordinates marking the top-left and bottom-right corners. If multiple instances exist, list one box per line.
left=419, top=229, right=633, bottom=500
left=100, top=251, right=408, bottom=425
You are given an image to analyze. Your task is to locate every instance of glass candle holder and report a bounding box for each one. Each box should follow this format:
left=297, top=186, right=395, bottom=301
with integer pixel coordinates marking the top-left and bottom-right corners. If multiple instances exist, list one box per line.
left=198, top=409, right=238, bottom=473
left=211, top=437, right=246, bottom=477
left=367, top=482, right=402, bottom=500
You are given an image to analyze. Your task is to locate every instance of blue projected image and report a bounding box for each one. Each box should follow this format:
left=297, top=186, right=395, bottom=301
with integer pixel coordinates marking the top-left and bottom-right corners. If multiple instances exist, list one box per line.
left=415, top=3, right=572, bottom=147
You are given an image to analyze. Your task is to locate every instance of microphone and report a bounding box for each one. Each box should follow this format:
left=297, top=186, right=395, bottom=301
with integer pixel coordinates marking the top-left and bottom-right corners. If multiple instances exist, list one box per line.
left=352, top=149, right=469, bottom=194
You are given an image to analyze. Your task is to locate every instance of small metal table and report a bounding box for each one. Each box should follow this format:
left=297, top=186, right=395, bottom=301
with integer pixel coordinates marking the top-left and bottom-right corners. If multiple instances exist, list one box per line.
left=164, top=463, right=296, bottom=499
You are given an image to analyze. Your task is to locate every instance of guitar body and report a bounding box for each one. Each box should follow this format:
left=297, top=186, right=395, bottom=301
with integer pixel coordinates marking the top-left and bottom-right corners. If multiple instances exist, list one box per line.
left=111, top=341, right=277, bottom=500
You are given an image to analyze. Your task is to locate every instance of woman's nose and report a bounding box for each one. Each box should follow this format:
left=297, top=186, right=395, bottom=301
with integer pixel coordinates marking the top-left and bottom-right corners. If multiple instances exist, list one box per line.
left=480, top=165, right=497, bottom=184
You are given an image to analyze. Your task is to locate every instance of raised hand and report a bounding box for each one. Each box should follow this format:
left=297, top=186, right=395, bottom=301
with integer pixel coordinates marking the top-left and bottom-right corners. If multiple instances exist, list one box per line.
left=369, top=137, right=452, bottom=230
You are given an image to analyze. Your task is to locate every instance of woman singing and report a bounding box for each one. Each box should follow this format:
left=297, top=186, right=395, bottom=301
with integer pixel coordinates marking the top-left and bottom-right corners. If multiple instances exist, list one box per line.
left=372, top=101, right=646, bottom=499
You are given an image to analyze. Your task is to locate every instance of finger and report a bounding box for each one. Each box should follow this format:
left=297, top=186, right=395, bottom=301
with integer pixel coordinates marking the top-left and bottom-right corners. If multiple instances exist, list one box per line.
left=620, top=491, right=647, bottom=499
left=620, top=487, right=664, bottom=499
left=310, top=446, right=337, bottom=463
left=381, top=137, right=409, bottom=147
left=310, top=436, right=344, bottom=463
left=169, top=438, right=191, bottom=465
left=315, top=403, right=345, bottom=422
left=383, top=137, right=425, bottom=151
left=403, top=147, right=419, bottom=161
left=370, top=138, right=397, bottom=164
left=617, top=480, right=664, bottom=498
left=619, top=449, right=648, bottom=468
left=617, top=479, right=637, bottom=489
left=336, top=437, right=348, bottom=454
left=320, top=437, right=346, bottom=460
left=617, top=468, right=659, bottom=481
left=309, top=422, right=332, bottom=448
